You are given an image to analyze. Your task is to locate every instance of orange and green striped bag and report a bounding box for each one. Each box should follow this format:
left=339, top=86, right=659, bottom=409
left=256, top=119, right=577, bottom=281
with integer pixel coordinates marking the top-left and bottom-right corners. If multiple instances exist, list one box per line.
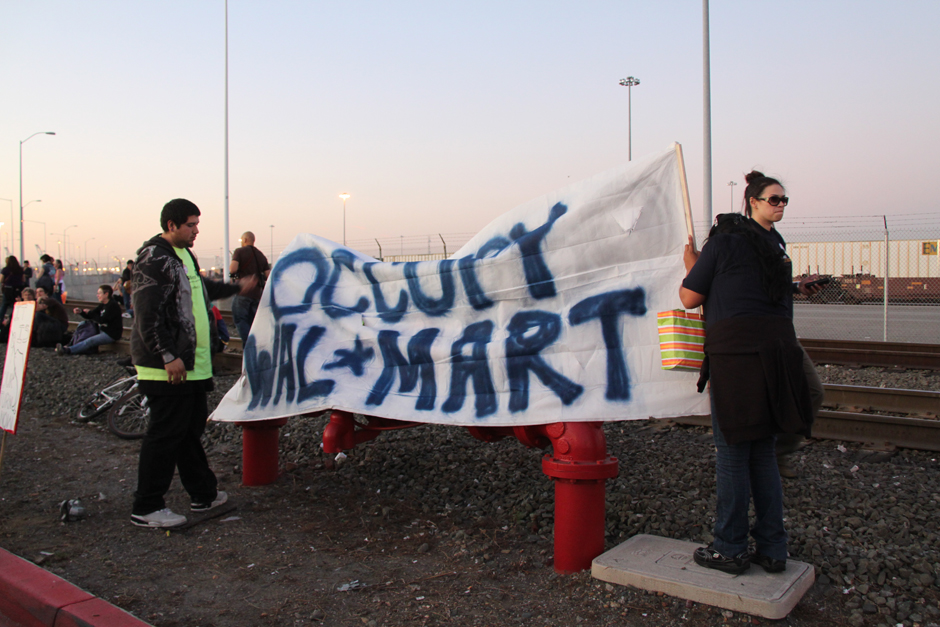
left=657, top=310, right=705, bottom=371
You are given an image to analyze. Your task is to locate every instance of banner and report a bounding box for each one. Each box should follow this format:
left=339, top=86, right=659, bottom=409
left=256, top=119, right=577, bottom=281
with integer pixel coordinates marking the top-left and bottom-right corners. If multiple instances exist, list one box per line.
left=212, top=145, right=709, bottom=426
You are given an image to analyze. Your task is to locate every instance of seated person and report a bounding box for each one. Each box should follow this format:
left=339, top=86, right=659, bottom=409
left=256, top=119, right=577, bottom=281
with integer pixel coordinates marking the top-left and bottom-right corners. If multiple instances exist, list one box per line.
left=55, top=285, right=123, bottom=355
left=0, top=288, right=36, bottom=342
left=33, top=287, right=69, bottom=347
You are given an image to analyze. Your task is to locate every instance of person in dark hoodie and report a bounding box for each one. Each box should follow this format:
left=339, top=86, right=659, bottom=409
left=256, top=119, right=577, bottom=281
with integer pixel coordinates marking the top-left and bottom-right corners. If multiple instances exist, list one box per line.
left=679, top=171, right=822, bottom=575
left=128, top=199, right=256, bottom=529
left=55, top=284, right=123, bottom=355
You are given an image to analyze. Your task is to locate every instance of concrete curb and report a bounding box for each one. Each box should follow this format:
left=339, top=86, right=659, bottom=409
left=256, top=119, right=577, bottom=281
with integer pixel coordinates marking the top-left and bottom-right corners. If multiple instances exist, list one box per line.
left=0, top=548, right=152, bottom=627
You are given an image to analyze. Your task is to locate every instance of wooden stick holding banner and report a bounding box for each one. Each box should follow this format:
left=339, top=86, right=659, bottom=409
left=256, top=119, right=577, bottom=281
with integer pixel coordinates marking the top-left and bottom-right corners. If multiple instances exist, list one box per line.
left=0, top=301, right=36, bottom=483
left=674, top=142, right=697, bottom=252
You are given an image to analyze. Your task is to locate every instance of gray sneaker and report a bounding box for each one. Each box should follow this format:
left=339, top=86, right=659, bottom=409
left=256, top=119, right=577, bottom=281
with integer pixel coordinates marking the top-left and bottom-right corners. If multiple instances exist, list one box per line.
left=191, top=491, right=228, bottom=512
left=131, top=508, right=187, bottom=528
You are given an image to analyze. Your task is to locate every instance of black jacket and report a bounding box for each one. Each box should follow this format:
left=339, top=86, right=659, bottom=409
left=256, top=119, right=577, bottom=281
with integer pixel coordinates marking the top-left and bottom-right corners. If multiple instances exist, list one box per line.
left=130, top=235, right=239, bottom=373
left=81, top=299, right=123, bottom=340
left=697, top=315, right=813, bottom=444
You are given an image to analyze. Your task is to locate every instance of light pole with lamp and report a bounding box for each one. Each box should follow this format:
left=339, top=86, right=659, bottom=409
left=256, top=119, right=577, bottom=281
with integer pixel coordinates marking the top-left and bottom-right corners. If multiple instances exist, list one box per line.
left=618, top=77, right=640, bottom=161
left=269, top=224, right=274, bottom=261
left=339, top=193, right=350, bottom=246
left=19, top=131, right=56, bottom=261
left=727, top=181, right=737, bottom=212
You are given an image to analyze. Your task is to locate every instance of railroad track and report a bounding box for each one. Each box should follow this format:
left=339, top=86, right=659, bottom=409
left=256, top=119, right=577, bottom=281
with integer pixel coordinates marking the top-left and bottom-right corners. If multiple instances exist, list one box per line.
left=800, top=338, right=940, bottom=370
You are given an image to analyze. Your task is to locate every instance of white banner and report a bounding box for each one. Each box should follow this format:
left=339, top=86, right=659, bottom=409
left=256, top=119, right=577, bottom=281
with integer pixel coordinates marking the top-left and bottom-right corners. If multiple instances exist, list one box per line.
left=213, top=145, right=709, bottom=425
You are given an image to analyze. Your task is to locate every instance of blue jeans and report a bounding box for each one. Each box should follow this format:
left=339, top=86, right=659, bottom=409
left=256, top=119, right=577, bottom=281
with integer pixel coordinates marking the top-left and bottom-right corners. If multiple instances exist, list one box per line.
left=711, top=398, right=787, bottom=561
left=123, top=290, right=133, bottom=316
left=69, top=331, right=116, bottom=355
left=231, top=295, right=258, bottom=340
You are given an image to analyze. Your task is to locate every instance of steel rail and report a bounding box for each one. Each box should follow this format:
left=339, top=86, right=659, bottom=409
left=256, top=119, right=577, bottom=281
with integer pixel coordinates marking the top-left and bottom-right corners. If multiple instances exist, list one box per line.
left=800, top=338, right=940, bottom=370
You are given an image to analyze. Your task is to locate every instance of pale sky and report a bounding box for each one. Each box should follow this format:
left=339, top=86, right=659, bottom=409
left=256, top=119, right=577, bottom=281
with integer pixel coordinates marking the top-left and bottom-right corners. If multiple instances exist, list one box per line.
left=2, top=1, right=938, bottom=268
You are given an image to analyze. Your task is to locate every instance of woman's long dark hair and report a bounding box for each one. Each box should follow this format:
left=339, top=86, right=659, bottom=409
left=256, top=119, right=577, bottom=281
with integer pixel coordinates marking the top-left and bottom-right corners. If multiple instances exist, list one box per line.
left=4, top=256, right=22, bottom=275
left=708, top=172, right=791, bottom=303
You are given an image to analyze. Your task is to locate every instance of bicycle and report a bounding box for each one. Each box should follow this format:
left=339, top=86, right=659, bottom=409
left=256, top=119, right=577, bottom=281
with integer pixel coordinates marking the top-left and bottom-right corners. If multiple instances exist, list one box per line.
left=106, top=385, right=149, bottom=440
left=76, top=358, right=138, bottom=422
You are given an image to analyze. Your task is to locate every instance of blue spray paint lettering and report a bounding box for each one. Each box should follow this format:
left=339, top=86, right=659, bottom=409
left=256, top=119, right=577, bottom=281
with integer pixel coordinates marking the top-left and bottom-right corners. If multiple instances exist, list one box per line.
left=442, top=321, right=497, bottom=418
left=568, top=288, right=647, bottom=401
left=321, top=250, right=370, bottom=318
left=367, top=328, right=440, bottom=410
left=269, top=247, right=331, bottom=321
left=272, top=323, right=298, bottom=405
left=505, top=310, right=583, bottom=412
left=363, top=262, right=409, bottom=323
left=457, top=256, right=494, bottom=311
left=404, top=259, right=456, bottom=316
left=508, top=202, right=567, bottom=299
left=324, top=337, right=374, bottom=376
left=295, top=325, right=336, bottom=403
left=244, top=335, right=274, bottom=410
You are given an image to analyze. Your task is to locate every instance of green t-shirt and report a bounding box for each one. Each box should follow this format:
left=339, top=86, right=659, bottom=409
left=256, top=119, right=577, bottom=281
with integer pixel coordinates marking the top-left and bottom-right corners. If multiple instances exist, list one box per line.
left=136, top=247, right=212, bottom=382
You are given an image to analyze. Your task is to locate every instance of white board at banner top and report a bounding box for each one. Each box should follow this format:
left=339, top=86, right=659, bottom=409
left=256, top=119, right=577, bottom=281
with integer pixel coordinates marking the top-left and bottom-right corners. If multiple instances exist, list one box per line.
left=0, top=301, right=36, bottom=434
left=212, top=145, right=710, bottom=427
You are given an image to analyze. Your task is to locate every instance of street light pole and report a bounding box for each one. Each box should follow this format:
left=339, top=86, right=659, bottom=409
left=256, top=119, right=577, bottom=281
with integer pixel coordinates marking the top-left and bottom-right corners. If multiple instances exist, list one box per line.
left=24, top=219, right=47, bottom=254
left=727, top=181, right=737, bottom=212
left=269, top=224, right=274, bottom=261
left=19, top=131, right=56, bottom=261
left=339, top=193, right=350, bottom=246
left=618, top=77, right=640, bottom=161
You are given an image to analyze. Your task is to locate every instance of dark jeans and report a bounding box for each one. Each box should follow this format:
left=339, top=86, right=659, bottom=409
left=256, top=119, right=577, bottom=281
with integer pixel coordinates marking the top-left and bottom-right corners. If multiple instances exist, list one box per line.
left=231, top=295, right=259, bottom=340
left=132, top=385, right=218, bottom=515
left=122, top=289, right=133, bottom=315
left=711, top=399, right=787, bottom=561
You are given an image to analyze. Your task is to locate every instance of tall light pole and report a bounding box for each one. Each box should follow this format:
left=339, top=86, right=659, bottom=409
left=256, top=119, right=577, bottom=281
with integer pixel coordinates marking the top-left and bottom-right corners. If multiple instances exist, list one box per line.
left=222, top=0, right=231, bottom=282
left=19, top=131, right=56, bottom=261
left=339, top=193, right=350, bottom=246
left=702, top=0, right=713, bottom=227
left=618, top=77, right=640, bottom=161
left=269, top=224, right=274, bottom=261
left=727, top=181, right=737, bottom=212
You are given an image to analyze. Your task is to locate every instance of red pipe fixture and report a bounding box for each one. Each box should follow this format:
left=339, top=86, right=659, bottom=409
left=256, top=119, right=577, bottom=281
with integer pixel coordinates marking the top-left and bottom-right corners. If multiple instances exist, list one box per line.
left=321, top=410, right=422, bottom=454
left=240, top=418, right=288, bottom=486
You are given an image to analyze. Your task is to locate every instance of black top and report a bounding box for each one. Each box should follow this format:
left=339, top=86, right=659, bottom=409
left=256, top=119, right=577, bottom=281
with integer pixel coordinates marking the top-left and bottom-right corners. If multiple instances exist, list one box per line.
left=81, top=299, right=124, bottom=340
left=682, top=221, right=792, bottom=326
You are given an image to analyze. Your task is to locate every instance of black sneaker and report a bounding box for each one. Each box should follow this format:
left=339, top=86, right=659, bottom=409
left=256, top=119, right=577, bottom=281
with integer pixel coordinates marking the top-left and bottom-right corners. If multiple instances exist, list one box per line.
left=749, top=550, right=786, bottom=573
left=693, top=545, right=750, bottom=574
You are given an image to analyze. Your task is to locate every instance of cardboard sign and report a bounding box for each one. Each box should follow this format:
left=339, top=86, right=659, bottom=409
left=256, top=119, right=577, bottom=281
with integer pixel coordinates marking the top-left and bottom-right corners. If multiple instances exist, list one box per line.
left=0, top=301, right=36, bottom=434
left=212, top=145, right=709, bottom=426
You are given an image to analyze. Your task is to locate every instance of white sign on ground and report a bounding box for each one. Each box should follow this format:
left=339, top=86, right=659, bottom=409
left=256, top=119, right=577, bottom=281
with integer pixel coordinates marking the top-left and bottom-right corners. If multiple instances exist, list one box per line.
left=0, top=301, right=36, bottom=434
left=213, top=145, right=709, bottom=426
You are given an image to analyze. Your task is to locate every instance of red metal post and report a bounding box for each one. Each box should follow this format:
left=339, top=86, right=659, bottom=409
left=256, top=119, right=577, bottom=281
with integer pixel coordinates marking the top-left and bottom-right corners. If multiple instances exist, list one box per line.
left=538, top=422, right=618, bottom=573
left=240, top=418, right=288, bottom=486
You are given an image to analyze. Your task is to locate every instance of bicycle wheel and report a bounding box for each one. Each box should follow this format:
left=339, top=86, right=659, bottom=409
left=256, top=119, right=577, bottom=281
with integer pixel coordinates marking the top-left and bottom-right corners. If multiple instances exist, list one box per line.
left=107, top=389, right=150, bottom=440
left=76, top=375, right=137, bottom=422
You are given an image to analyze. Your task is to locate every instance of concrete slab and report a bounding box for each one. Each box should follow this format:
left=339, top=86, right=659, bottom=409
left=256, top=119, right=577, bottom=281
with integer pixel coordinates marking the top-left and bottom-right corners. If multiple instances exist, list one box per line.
left=592, top=534, right=815, bottom=620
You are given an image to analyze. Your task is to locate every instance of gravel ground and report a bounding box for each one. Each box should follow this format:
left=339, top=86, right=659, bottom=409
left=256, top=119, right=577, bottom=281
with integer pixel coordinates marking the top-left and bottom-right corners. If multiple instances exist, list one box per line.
left=5, top=349, right=940, bottom=626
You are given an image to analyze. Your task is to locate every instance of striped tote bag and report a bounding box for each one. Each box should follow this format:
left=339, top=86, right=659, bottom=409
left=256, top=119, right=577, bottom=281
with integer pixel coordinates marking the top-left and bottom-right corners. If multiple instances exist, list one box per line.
left=656, top=310, right=705, bottom=371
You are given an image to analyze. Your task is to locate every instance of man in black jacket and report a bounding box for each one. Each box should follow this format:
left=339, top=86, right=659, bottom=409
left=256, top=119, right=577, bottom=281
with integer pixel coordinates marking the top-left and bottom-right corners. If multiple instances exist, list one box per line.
left=129, top=198, right=256, bottom=528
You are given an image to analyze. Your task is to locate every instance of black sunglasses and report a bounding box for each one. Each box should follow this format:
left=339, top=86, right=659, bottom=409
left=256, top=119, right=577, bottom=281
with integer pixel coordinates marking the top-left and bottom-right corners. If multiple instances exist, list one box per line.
left=755, top=195, right=789, bottom=207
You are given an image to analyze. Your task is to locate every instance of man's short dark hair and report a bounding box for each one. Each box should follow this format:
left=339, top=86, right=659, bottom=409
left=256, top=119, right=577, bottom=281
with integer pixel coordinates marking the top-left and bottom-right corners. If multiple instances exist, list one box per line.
left=126, top=260, right=135, bottom=266
left=99, top=284, right=114, bottom=298
left=161, top=199, right=201, bottom=232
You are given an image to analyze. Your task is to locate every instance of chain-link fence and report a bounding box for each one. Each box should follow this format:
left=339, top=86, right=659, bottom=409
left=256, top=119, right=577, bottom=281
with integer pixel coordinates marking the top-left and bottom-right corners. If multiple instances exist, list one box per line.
left=692, top=214, right=940, bottom=344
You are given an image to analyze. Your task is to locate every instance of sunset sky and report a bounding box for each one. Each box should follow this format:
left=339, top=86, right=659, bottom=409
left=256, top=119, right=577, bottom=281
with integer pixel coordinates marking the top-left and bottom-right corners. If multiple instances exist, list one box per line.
left=2, top=1, right=938, bottom=268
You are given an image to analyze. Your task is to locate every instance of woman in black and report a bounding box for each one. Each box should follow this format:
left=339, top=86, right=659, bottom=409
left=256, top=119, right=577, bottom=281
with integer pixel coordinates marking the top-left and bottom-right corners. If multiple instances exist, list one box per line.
left=55, top=284, right=123, bottom=355
left=0, top=256, right=25, bottom=323
left=680, top=171, right=820, bottom=574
